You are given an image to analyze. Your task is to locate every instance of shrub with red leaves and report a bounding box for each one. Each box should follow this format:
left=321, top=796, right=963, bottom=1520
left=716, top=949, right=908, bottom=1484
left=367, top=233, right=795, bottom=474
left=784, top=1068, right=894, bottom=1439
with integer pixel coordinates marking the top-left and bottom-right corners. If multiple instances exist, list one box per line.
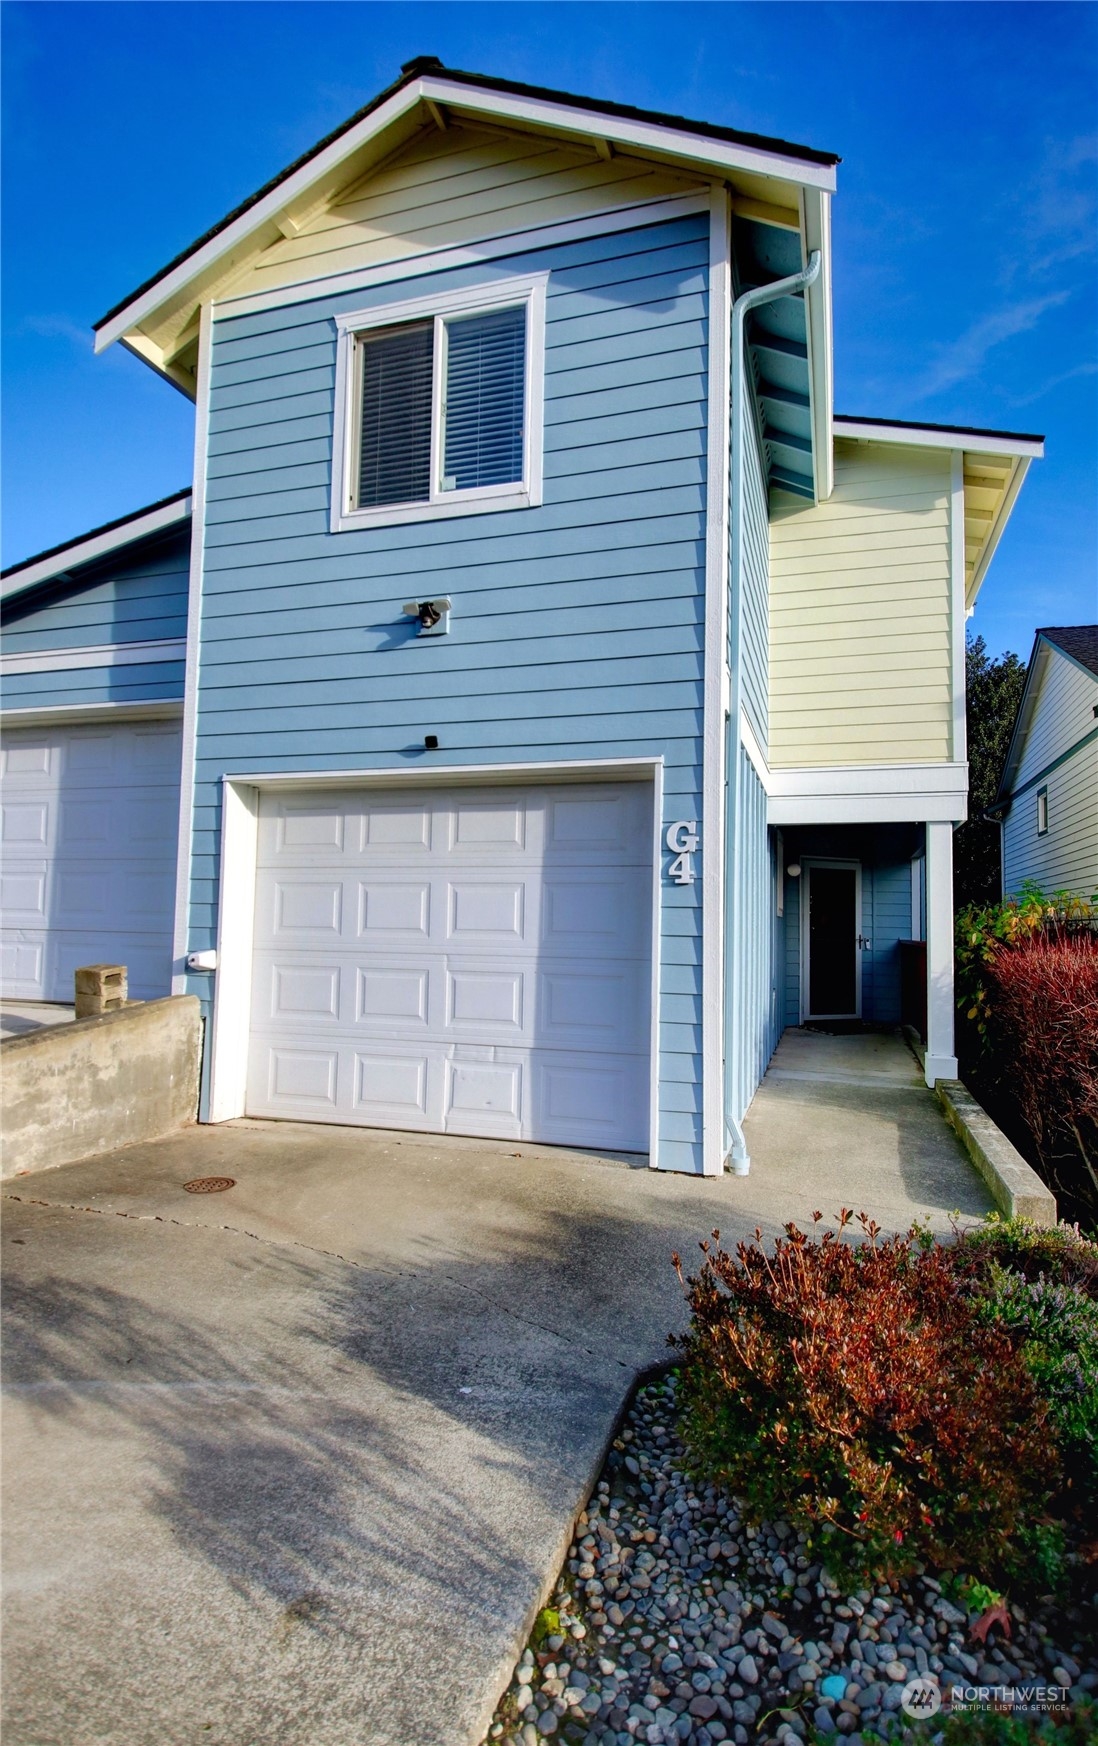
left=673, top=1212, right=1054, bottom=1585
left=980, top=931, right=1098, bottom=1216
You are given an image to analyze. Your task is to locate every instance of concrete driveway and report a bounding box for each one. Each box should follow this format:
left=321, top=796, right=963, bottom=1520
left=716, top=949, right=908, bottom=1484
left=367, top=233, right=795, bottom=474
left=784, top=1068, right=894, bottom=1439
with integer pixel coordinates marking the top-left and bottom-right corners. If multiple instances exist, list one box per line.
left=2, top=1067, right=990, bottom=1746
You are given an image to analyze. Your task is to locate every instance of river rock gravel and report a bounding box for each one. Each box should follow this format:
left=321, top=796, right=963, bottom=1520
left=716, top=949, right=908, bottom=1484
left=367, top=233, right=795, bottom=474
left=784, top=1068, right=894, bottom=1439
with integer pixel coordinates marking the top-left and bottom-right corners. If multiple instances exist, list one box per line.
left=481, top=1371, right=1097, bottom=1746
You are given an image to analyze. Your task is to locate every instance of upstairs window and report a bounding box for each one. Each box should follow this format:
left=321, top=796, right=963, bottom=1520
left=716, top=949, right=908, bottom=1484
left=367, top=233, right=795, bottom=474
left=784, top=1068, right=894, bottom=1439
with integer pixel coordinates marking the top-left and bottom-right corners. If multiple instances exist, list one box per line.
left=332, top=277, right=546, bottom=530
left=1036, top=787, right=1049, bottom=835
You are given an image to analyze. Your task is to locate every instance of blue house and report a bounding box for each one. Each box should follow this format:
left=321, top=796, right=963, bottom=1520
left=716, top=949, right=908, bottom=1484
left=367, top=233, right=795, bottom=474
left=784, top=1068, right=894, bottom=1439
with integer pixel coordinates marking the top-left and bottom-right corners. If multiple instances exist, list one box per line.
left=0, top=61, right=1043, bottom=1174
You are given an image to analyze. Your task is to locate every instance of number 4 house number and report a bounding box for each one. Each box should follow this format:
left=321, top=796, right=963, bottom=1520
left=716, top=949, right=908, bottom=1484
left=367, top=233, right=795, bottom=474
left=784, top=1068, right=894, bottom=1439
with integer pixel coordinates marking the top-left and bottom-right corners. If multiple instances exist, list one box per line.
left=665, top=819, right=698, bottom=886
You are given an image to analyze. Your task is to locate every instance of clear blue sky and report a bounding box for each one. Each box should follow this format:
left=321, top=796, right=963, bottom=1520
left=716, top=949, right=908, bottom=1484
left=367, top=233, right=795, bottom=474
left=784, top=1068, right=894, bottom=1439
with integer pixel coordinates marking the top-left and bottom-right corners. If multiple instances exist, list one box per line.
left=3, top=1, right=1095, bottom=660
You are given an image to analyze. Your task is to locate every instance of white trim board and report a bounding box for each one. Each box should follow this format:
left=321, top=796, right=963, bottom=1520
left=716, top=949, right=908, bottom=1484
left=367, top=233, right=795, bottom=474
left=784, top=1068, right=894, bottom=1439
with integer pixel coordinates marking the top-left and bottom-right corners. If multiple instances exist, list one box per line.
left=700, top=184, right=732, bottom=1178
left=1, top=638, right=185, bottom=676
left=203, top=758, right=665, bottom=1169
left=214, top=194, right=709, bottom=325
left=330, top=274, right=547, bottom=533
left=833, top=418, right=1044, bottom=460
left=217, top=755, right=661, bottom=792
left=0, top=699, right=184, bottom=728
left=171, top=304, right=213, bottom=996
left=1, top=496, right=192, bottom=603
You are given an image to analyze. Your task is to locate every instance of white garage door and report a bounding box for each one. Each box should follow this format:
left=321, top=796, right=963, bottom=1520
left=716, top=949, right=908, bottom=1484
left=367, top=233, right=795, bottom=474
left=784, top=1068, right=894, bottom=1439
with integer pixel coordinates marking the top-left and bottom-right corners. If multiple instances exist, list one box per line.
left=246, top=781, right=653, bottom=1150
left=0, top=718, right=182, bottom=1002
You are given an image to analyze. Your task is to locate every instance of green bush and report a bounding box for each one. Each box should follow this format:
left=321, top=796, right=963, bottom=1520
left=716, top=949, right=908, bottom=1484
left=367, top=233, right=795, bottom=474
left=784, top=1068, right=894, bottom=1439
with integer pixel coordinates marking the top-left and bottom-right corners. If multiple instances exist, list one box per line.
left=954, top=1219, right=1098, bottom=1518
left=672, top=1213, right=1055, bottom=1586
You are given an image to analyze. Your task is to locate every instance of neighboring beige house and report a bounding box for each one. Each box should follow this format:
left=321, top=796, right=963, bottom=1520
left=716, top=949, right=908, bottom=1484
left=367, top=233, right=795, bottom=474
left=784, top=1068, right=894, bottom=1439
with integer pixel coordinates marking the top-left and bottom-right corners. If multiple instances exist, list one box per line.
left=993, top=626, right=1098, bottom=901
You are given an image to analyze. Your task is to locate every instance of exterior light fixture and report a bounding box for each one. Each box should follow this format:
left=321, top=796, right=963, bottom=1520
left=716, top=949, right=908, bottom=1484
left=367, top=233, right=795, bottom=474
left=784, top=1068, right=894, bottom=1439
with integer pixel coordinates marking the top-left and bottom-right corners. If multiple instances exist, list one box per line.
left=786, top=862, right=802, bottom=879
left=403, top=598, right=452, bottom=636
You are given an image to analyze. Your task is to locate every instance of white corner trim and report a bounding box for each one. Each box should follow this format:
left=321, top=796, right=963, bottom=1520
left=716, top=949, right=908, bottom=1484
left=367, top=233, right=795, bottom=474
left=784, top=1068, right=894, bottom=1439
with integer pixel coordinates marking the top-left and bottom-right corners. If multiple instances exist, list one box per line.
left=739, top=707, right=769, bottom=788
left=834, top=417, right=1044, bottom=461
left=0, top=698, right=184, bottom=728
left=767, top=761, right=968, bottom=825
left=950, top=450, right=967, bottom=763
left=330, top=274, right=546, bottom=533
left=171, top=304, right=213, bottom=996
left=1, top=496, right=192, bottom=603
left=700, top=185, right=732, bottom=1178
left=0, top=638, right=185, bottom=676
left=215, top=194, right=708, bottom=324
left=648, top=757, right=665, bottom=1175
left=207, top=778, right=260, bottom=1121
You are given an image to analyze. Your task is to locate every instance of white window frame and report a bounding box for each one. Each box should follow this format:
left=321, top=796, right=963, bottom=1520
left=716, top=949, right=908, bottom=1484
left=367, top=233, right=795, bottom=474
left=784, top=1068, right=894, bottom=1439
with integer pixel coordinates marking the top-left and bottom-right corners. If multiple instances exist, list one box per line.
left=1036, top=786, right=1049, bottom=836
left=330, top=274, right=548, bottom=532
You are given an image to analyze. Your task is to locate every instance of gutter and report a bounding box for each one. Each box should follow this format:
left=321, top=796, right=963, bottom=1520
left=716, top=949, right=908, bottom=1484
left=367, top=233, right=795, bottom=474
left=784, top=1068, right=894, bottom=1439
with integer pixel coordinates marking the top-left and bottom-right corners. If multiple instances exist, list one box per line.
left=724, top=249, right=821, bottom=1173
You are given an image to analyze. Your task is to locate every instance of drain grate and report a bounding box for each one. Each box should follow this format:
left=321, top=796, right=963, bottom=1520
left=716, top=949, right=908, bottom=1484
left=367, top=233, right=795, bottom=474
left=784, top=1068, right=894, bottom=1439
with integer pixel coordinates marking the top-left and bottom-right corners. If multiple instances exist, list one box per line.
left=183, top=1177, right=236, bottom=1194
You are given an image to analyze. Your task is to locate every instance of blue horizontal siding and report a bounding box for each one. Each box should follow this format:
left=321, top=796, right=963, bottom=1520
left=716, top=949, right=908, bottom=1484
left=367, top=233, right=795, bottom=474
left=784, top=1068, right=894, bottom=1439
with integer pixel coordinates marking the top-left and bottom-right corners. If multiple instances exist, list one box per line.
left=1, top=660, right=186, bottom=710
left=1, top=528, right=190, bottom=656
left=185, top=213, right=710, bottom=1170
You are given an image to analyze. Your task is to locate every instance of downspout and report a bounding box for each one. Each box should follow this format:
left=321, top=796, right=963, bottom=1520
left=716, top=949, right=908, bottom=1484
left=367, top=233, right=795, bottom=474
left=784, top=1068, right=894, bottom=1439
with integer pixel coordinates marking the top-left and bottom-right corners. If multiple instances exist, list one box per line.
left=724, top=249, right=821, bottom=1172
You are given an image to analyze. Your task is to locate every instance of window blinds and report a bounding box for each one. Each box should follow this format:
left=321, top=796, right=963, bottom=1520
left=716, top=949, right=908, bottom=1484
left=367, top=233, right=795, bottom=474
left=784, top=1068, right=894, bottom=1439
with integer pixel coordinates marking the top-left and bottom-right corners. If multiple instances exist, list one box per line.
left=357, top=322, right=433, bottom=508
left=442, top=306, right=526, bottom=492
left=354, top=303, right=527, bottom=510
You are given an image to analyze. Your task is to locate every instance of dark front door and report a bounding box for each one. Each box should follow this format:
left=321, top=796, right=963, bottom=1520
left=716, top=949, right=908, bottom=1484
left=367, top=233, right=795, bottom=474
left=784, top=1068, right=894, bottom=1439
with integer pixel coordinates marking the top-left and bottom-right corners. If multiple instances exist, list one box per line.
left=807, top=863, right=860, bottom=1018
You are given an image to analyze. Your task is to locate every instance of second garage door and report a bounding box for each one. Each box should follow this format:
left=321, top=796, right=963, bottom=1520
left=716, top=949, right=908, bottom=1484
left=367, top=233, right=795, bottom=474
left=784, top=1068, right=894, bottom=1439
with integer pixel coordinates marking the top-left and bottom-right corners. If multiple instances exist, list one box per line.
left=245, top=780, right=653, bottom=1151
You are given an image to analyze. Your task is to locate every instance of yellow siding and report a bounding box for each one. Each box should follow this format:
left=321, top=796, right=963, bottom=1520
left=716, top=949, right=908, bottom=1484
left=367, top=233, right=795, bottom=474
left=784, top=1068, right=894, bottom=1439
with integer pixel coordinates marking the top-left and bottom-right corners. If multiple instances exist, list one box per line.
left=768, top=441, right=953, bottom=766
left=222, top=125, right=706, bottom=301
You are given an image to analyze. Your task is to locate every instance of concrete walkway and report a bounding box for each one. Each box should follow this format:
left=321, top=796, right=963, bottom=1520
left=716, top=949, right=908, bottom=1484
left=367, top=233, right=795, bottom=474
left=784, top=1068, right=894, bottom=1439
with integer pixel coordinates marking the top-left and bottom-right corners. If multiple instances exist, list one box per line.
left=0, top=1000, right=75, bottom=1040
left=2, top=1048, right=990, bottom=1746
left=743, top=1027, right=992, bottom=1232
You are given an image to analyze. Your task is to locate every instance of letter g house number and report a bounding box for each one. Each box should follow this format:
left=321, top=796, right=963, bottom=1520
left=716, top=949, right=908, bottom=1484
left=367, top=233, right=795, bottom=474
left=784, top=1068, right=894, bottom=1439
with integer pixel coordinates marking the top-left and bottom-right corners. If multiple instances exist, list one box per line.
left=665, top=819, right=698, bottom=886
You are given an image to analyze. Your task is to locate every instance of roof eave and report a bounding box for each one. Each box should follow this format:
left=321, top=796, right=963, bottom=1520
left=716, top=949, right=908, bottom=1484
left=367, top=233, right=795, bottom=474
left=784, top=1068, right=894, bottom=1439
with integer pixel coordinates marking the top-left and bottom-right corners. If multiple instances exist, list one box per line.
left=94, top=71, right=838, bottom=370
left=1, top=491, right=192, bottom=604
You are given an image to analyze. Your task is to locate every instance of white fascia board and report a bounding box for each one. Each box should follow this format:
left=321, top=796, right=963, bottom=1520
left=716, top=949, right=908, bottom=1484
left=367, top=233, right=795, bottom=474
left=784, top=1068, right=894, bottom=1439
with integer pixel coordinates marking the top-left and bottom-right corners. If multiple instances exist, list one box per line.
left=995, top=636, right=1045, bottom=802
left=97, top=73, right=834, bottom=356
left=767, top=761, right=968, bottom=826
left=94, top=81, right=427, bottom=354
left=0, top=638, right=186, bottom=676
left=425, top=77, right=838, bottom=192
left=0, top=698, right=183, bottom=728
left=967, top=455, right=1030, bottom=605
left=802, top=186, right=834, bottom=502
left=834, top=418, right=1044, bottom=460
left=1, top=497, right=192, bottom=603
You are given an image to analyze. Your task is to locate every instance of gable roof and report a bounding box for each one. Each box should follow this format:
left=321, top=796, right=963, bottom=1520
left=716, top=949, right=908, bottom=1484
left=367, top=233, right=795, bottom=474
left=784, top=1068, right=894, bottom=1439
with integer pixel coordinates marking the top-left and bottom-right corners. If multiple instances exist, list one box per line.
left=994, top=625, right=1098, bottom=806
left=92, top=59, right=838, bottom=406
left=96, top=60, right=838, bottom=341
left=1, top=489, right=191, bottom=606
left=1038, top=624, right=1098, bottom=679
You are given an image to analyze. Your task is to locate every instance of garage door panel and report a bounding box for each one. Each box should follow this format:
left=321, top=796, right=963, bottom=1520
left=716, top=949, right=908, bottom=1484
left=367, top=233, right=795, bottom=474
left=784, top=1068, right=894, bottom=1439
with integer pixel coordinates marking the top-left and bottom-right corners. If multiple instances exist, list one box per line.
left=446, top=966, right=525, bottom=1033
left=357, top=878, right=430, bottom=939
left=271, top=878, right=344, bottom=937
left=448, top=796, right=527, bottom=853
left=446, top=878, right=527, bottom=943
left=356, top=964, right=430, bottom=1026
left=0, top=721, right=182, bottom=1002
left=2, top=742, right=52, bottom=778
left=1, top=864, right=47, bottom=923
left=445, top=1055, right=523, bottom=1135
left=354, top=1051, right=433, bottom=1125
left=246, top=780, right=652, bottom=1150
left=2, top=801, right=50, bottom=847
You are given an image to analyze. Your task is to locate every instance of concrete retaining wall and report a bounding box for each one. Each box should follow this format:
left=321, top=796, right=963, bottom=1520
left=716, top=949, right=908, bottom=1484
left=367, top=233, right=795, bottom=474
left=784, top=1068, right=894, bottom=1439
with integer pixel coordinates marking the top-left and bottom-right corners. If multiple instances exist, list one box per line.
left=1, top=997, right=202, bottom=1179
left=935, top=1080, right=1057, bottom=1225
